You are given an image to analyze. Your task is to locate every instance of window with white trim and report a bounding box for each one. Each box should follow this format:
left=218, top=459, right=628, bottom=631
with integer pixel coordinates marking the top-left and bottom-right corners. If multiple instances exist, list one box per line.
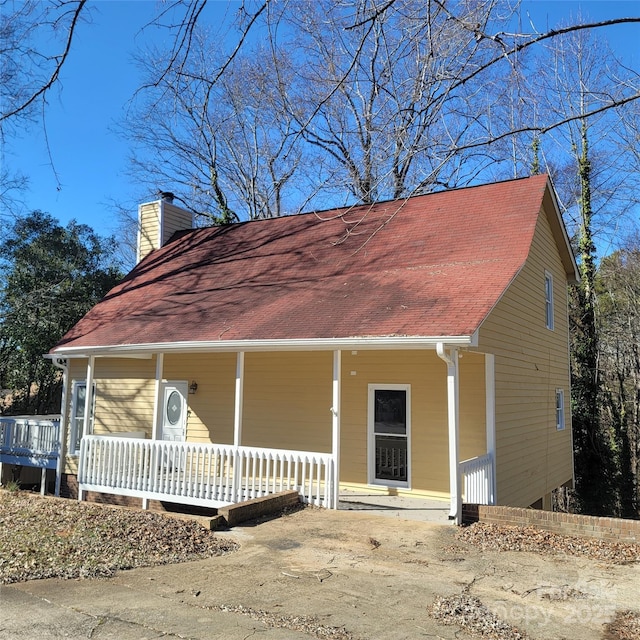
left=555, top=389, right=565, bottom=431
left=69, top=381, right=95, bottom=455
left=545, top=271, right=554, bottom=330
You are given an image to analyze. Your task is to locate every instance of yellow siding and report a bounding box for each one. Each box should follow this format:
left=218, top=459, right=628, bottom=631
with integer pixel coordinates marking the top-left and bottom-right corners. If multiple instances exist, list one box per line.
left=91, top=357, right=157, bottom=437
left=477, top=203, right=573, bottom=507
left=242, top=352, right=333, bottom=452
left=138, top=200, right=192, bottom=263
left=340, top=350, right=487, bottom=498
left=62, top=357, right=156, bottom=474
left=138, top=201, right=160, bottom=261
left=161, top=202, right=192, bottom=245
left=163, top=352, right=236, bottom=444
left=459, top=351, right=487, bottom=462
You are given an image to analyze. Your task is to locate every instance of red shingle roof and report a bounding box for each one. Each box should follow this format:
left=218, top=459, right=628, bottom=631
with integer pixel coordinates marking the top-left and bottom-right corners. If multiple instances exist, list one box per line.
left=53, top=175, right=555, bottom=352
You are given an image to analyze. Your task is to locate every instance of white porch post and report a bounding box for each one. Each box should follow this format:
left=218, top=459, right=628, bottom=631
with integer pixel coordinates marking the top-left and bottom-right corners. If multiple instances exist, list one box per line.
left=151, top=353, right=164, bottom=441
left=232, top=352, right=245, bottom=502
left=331, top=350, right=341, bottom=510
left=79, top=356, right=95, bottom=502
left=147, top=352, right=164, bottom=510
left=52, top=357, right=69, bottom=497
left=82, top=356, right=94, bottom=438
left=437, top=344, right=461, bottom=524
left=485, top=354, right=497, bottom=505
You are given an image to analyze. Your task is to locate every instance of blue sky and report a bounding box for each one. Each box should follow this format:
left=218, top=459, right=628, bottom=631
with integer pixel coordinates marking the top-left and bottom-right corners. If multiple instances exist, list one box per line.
left=5, top=0, right=640, bottom=241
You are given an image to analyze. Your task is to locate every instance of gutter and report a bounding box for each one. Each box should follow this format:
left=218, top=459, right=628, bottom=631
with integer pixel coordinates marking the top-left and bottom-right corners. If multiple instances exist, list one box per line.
left=50, top=332, right=479, bottom=358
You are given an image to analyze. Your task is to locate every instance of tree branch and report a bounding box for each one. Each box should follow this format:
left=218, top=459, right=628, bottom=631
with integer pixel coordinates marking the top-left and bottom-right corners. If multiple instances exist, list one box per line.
left=454, top=91, right=640, bottom=153
left=0, top=0, right=87, bottom=123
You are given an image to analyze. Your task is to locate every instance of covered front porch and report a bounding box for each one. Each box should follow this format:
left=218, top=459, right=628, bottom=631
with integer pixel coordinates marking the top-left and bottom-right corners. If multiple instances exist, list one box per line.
left=76, top=434, right=493, bottom=516
left=0, top=419, right=493, bottom=521
left=60, top=343, right=496, bottom=523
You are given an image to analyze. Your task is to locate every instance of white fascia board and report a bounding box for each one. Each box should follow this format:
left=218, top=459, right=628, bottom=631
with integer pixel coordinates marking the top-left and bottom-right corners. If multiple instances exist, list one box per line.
left=44, top=352, right=152, bottom=360
left=50, top=333, right=478, bottom=358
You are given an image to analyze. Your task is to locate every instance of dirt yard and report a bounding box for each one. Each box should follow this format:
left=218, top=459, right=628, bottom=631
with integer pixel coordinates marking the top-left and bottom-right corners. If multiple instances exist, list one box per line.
left=1, top=501, right=639, bottom=639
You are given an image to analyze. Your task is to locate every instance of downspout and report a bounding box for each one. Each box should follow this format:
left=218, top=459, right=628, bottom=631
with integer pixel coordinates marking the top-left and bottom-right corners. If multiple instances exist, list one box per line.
left=233, top=352, right=245, bottom=448
left=51, top=357, right=69, bottom=497
left=437, top=343, right=461, bottom=524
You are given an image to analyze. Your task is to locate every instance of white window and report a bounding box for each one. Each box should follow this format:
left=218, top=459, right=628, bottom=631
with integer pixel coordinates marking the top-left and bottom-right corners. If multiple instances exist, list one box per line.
left=555, top=389, right=565, bottom=431
left=69, top=381, right=95, bottom=455
left=545, top=271, right=554, bottom=330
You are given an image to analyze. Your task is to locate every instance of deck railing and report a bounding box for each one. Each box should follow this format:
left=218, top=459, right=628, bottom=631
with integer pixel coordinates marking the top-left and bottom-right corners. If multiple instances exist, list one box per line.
left=0, top=416, right=61, bottom=469
left=78, top=435, right=336, bottom=509
left=460, top=452, right=495, bottom=505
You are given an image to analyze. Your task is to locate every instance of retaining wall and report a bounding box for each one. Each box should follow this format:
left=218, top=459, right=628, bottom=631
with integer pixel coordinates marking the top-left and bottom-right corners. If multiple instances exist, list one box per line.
left=462, top=504, right=640, bottom=544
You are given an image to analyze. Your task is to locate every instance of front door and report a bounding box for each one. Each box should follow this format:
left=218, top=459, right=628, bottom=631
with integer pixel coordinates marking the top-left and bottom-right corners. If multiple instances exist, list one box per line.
left=161, top=381, right=188, bottom=442
left=368, top=385, right=411, bottom=487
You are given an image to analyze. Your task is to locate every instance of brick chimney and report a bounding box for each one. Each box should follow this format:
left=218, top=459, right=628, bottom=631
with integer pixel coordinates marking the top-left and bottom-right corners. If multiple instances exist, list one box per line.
left=137, top=192, right=193, bottom=263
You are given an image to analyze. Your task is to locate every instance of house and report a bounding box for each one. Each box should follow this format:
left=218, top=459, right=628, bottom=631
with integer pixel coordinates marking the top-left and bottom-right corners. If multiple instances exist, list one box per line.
left=47, top=175, right=579, bottom=523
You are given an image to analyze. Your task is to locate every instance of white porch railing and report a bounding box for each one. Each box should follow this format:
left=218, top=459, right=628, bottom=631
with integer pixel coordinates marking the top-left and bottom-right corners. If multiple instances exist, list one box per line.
left=78, top=436, right=336, bottom=509
left=460, top=452, right=495, bottom=505
left=0, top=416, right=61, bottom=469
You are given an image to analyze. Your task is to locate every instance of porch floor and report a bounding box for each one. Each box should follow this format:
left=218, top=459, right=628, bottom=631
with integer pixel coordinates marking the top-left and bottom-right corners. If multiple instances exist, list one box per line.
left=338, top=489, right=451, bottom=524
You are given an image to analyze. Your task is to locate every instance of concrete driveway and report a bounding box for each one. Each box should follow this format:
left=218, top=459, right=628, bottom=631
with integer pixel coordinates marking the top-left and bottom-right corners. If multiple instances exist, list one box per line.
left=1, top=507, right=638, bottom=639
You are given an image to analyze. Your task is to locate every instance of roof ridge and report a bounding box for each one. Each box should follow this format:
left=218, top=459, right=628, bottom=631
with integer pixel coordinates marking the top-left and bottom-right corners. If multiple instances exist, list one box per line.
left=173, top=174, right=550, bottom=236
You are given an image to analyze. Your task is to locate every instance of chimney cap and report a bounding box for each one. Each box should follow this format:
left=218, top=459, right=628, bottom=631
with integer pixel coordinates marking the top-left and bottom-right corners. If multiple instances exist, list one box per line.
left=159, top=191, right=175, bottom=203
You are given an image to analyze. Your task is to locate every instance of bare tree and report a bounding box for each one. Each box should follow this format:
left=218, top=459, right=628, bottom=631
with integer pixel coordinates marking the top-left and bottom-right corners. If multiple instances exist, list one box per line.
left=614, top=98, right=640, bottom=213
left=0, top=165, right=28, bottom=218
left=272, top=0, right=509, bottom=203
left=2, top=0, right=639, bottom=225
left=122, top=1, right=640, bottom=218
left=0, top=0, right=87, bottom=131
left=0, top=0, right=86, bottom=216
left=126, top=30, right=305, bottom=223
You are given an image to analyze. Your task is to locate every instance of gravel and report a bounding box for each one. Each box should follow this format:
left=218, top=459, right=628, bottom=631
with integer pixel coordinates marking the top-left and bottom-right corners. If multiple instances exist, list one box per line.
left=0, top=490, right=237, bottom=584
left=456, top=522, right=640, bottom=563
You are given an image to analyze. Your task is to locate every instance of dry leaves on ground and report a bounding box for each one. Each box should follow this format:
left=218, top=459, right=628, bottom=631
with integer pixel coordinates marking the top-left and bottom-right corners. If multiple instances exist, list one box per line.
left=604, top=611, right=640, bottom=640
left=214, top=604, right=354, bottom=639
left=457, top=522, right=640, bottom=563
left=430, top=593, right=531, bottom=640
left=0, top=490, right=237, bottom=584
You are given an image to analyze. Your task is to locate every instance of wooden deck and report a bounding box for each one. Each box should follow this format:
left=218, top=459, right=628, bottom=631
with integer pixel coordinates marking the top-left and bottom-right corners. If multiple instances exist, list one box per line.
left=0, top=416, right=61, bottom=494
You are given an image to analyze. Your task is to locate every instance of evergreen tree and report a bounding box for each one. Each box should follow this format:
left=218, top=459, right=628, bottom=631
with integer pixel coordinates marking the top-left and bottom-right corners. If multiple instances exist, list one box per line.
left=0, top=211, right=122, bottom=414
